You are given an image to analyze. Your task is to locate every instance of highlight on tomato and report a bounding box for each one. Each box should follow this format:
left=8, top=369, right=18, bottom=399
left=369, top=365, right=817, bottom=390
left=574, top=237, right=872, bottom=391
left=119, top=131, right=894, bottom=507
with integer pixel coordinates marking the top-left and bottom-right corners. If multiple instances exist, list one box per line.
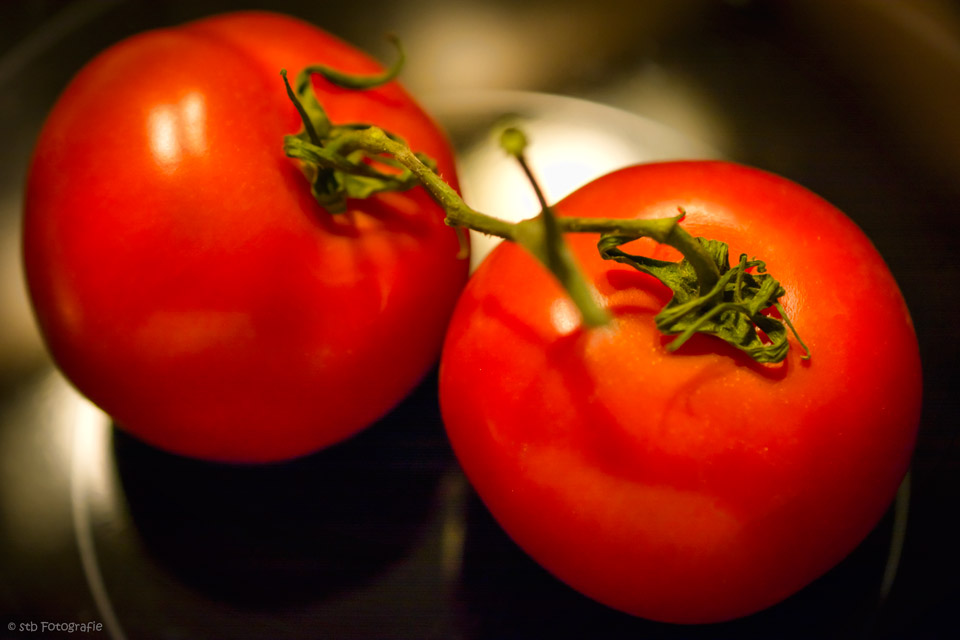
left=23, top=11, right=467, bottom=462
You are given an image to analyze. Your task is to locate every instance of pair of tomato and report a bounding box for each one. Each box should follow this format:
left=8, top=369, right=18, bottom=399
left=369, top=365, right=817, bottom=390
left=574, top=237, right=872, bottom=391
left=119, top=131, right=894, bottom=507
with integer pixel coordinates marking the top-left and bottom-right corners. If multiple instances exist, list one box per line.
left=24, top=11, right=921, bottom=624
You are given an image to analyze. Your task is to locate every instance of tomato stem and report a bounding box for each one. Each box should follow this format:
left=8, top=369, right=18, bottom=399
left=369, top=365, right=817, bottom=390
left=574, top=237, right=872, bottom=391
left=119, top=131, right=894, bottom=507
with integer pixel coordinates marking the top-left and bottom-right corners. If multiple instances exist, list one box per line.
left=307, top=34, right=405, bottom=90
left=498, top=128, right=610, bottom=327
left=280, top=62, right=810, bottom=362
left=560, top=210, right=721, bottom=294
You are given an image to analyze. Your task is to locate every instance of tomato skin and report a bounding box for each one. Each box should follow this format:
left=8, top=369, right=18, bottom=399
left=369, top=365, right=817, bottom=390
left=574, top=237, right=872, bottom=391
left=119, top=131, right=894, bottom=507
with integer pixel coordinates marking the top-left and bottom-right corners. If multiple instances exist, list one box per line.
left=439, top=161, right=922, bottom=623
left=24, top=12, right=466, bottom=462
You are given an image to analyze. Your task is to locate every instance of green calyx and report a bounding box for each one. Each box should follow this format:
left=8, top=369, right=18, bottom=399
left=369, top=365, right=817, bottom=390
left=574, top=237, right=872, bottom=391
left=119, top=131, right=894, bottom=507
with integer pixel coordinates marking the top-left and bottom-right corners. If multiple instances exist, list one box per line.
left=598, top=214, right=810, bottom=363
left=280, top=52, right=810, bottom=364
left=280, top=37, right=432, bottom=213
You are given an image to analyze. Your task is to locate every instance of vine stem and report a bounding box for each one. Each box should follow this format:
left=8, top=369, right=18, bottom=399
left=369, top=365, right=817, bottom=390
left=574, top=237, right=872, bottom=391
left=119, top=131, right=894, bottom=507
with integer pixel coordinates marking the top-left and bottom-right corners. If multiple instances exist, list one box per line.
left=331, top=126, right=724, bottom=327
left=280, top=63, right=807, bottom=362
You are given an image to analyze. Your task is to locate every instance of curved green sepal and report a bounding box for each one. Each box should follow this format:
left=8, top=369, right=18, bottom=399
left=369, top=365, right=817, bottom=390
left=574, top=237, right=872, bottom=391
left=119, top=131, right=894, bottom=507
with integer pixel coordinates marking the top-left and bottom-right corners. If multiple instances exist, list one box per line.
left=598, top=233, right=810, bottom=363
left=307, top=35, right=405, bottom=91
left=280, top=38, right=441, bottom=214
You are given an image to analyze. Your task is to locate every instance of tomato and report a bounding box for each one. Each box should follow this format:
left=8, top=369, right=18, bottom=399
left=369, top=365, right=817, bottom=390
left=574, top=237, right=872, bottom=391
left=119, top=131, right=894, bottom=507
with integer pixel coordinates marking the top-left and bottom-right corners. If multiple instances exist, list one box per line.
left=23, top=11, right=467, bottom=462
left=439, top=161, right=922, bottom=623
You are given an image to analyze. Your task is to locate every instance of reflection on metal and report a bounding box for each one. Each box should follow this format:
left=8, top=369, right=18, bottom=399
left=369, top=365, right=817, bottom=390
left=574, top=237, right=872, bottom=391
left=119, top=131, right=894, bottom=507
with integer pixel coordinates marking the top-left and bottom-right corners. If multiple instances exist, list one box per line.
left=0, top=201, right=45, bottom=377
left=880, top=471, right=911, bottom=602
left=438, top=469, right=468, bottom=580
left=582, top=62, right=733, bottom=160
left=0, top=371, right=74, bottom=551
left=66, top=374, right=126, bottom=640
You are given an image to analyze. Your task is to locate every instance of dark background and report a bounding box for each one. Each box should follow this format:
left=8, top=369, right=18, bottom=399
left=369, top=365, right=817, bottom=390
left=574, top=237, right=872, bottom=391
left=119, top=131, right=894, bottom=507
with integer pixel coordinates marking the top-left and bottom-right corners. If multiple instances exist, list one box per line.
left=2, top=1, right=958, bottom=638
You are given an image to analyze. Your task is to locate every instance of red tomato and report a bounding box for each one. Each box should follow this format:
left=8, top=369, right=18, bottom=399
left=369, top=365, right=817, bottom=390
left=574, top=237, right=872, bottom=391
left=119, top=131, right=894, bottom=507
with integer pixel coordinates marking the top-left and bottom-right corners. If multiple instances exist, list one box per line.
left=24, top=12, right=467, bottom=462
left=439, top=161, right=922, bottom=623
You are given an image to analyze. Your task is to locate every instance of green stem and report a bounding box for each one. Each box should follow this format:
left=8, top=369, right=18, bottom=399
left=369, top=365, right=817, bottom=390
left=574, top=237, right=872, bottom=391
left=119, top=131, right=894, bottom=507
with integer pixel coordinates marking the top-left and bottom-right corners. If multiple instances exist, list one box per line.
left=281, top=70, right=321, bottom=146
left=338, top=127, right=517, bottom=239
left=307, top=34, right=405, bottom=90
left=327, top=126, right=721, bottom=324
left=499, top=128, right=609, bottom=327
left=559, top=213, right=720, bottom=293
left=280, top=64, right=809, bottom=362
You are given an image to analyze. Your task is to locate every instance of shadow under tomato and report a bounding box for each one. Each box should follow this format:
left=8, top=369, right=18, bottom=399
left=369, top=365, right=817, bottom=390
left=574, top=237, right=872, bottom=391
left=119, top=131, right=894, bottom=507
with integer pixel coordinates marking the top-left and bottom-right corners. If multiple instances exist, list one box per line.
left=112, top=368, right=454, bottom=609
left=455, top=487, right=902, bottom=640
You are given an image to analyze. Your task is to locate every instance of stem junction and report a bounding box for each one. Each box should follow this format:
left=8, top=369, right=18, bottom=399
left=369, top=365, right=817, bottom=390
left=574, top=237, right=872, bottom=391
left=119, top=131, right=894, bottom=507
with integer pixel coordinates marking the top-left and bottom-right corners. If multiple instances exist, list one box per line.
left=279, top=59, right=810, bottom=364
